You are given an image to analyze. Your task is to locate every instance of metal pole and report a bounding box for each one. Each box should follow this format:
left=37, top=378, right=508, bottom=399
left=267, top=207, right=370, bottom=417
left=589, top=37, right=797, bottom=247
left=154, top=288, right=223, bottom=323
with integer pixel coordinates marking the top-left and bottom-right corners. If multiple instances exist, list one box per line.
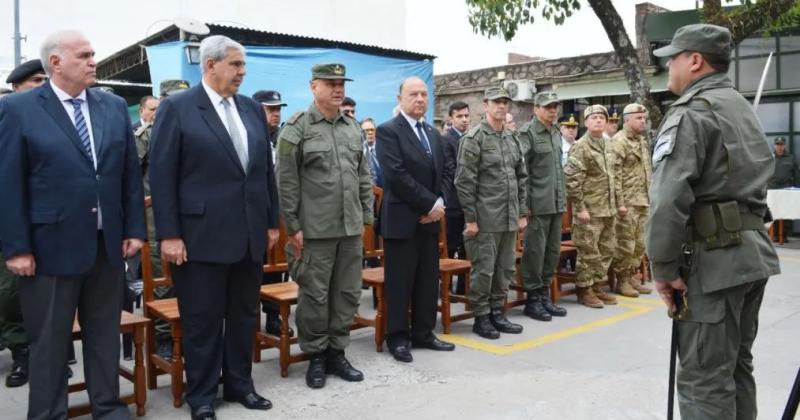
left=14, top=0, right=22, bottom=66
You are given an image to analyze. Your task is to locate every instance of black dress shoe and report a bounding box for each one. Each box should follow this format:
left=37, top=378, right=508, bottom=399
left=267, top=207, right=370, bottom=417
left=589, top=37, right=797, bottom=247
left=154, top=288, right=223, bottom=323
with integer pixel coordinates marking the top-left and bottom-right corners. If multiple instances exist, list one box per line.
left=388, top=344, right=413, bottom=363
left=156, top=338, right=173, bottom=361
left=473, top=315, right=501, bottom=339
left=6, top=345, right=28, bottom=388
left=306, top=353, right=326, bottom=389
left=411, top=336, right=455, bottom=351
left=223, top=392, right=272, bottom=410
left=191, top=405, right=216, bottom=420
left=325, top=348, right=364, bottom=382
left=265, top=314, right=294, bottom=337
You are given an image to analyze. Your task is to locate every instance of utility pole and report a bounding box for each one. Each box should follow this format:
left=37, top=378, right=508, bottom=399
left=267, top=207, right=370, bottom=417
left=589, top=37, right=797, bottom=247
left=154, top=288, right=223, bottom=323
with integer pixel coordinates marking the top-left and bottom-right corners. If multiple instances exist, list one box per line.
left=14, top=0, right=23, bottom=66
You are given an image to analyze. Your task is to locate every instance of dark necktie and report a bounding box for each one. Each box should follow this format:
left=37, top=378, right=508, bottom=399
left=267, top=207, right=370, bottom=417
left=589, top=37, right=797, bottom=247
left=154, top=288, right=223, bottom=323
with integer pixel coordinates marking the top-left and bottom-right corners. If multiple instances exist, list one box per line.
left=67, top=98, right=93, bottom=162
left=415, top=121, right=432, bottom=158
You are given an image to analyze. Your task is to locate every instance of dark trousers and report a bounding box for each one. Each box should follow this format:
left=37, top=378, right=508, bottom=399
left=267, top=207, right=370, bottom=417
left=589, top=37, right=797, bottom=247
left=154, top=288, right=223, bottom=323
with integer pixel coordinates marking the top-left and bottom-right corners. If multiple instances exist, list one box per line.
left=384, top=232, right=439, bottom=345
left=171, top=256, right=261, bottom=409
left=19, top=233, right=128, bottom=420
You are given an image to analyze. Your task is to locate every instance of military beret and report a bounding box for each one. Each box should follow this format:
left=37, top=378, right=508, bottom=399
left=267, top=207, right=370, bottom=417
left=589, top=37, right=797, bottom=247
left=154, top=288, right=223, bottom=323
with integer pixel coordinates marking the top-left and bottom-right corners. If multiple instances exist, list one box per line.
left=623, top=103, right=647, bottom=115
left=484, top=86, right=512, bottom=101
left=584, top=104, right=608, bottom=119
left=653, top=24, right=732, bottom=59
left=534, top=91, right=559, bottom=107
left=775, top=137, right=786, bottom=145
left=6, top=59, right=45, bottom=84
left=558, top=114, right=579, bottom=127
left=160, top=79, right=190, bottom=97
left=252, top=90, right=287, bottom=107
left=311, top=63, right=352, bottom=81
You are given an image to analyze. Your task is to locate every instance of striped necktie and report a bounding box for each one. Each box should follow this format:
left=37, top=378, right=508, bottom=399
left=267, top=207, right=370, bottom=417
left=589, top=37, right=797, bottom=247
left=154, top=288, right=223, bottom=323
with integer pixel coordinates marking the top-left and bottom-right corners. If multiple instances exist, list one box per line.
left=67, top=98, right=93, bottom=162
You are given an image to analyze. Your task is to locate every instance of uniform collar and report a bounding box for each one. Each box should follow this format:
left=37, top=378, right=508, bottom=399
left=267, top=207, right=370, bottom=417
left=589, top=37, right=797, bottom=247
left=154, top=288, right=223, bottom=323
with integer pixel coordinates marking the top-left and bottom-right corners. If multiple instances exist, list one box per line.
left=307, top=102, right=349, bottom=125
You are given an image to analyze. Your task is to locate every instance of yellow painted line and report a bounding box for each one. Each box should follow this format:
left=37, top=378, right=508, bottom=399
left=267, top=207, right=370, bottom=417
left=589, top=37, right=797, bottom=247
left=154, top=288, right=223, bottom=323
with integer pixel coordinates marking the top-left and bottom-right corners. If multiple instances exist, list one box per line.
left=442, top=302, right=655, bottom=355
left=616, top=295, right=664, bottom=307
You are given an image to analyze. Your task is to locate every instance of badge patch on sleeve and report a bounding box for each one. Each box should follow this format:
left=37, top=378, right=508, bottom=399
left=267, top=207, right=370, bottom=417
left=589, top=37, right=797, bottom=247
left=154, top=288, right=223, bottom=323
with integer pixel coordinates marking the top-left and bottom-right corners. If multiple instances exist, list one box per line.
left=652, top=133, right=673, bottom=165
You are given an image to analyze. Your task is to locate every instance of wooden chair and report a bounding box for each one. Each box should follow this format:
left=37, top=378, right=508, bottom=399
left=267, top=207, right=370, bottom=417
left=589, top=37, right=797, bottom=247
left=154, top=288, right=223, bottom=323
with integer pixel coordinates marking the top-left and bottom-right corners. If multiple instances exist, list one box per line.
left=353, top=186, right=386, bottom=352
left=255, top=281, right=307, bottom=378
left=68, top=312, right=150, bottom=417
left=549, top=242, right=578, bottom=303
left=437, top=218, right=473, bottom=334
left=141, top=197, right=185, bottom=408
left=506, top=232, right=527, bottom=309
left=253, top=221, right=290, bottom=363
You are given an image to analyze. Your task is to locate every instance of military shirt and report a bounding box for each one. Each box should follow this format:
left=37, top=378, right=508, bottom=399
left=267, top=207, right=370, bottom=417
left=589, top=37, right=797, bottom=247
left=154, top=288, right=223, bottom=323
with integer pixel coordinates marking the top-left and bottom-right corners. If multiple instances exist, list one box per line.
left=276, top=103, right=374, bottom=239
left=564, top=133, right=620, bottom=218
left=518, top=117, right=566, bottom=216
left=769, top=153, right=798, bottom=188
left=134, top=122, right=152, bottom=196
left=610, top=127, right=651, bottom=208
left=455, top=120, right=528, bottom=232
left=646, top=72, right=780, bottom=290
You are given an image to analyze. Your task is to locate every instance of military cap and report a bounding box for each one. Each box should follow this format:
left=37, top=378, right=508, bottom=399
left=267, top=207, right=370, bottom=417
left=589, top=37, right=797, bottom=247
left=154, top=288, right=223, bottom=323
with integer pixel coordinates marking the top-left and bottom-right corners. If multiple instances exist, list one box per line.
left=623, top=103, right=647, bottom=115
left=311, top=63, right=353, bottom=81
left=6, top=59, right=45, bottom=84
left=252, top=90, right=287, bottom=107
left=775, top=137, right=786, bottom=145
left=558, top=114, right=579, bottom=127
left=653, top=24, right=732, bottom=59
left=583, top=104, right=608, bottom=119
left=608, top=109, right=621, bottom=121
left=484, top=86, right=512, bottom=101
left=534, top=91, right=559, bottom=107
left=159, top=79, right=190, bottom=97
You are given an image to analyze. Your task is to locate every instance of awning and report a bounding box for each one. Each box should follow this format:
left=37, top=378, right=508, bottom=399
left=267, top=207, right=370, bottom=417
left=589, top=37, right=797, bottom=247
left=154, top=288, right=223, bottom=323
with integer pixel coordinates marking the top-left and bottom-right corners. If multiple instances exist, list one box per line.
left=553, top=73, right=668, bottom=100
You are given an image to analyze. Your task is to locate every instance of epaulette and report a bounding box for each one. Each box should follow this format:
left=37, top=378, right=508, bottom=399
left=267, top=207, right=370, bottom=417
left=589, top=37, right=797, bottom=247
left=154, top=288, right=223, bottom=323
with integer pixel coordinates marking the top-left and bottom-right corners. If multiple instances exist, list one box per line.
left=465, top=124, right=481, bottom=138
left=286, top=112, right=304, bottom=125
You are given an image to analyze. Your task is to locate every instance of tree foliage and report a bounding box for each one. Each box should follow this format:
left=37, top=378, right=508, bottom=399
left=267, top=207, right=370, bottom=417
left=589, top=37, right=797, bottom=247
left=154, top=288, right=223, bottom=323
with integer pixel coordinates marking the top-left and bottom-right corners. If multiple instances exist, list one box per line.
left=466, top=0, right=582, bottom=40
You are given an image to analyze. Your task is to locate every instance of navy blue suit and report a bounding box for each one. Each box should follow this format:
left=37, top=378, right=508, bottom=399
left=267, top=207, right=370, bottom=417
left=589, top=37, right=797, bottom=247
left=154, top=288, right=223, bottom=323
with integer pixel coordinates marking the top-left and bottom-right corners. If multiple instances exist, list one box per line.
left=148, top=84, right=279, bottom=408
left=376, top=114, right=450, bottom=345
left=366, top=143, right=383, bottom=188
left=0, top=82, right=145, bottom=419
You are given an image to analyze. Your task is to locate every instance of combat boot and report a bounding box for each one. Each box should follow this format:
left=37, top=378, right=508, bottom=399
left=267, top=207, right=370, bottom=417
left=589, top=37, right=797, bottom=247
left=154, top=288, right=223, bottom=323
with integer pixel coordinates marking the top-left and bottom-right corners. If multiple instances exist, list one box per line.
left=325, top=348, right=363, bottom=382
left=631, top=278, right=653, bottom=294
left=305, top=352, right=327, bottom=389
left=540, top=288, right=567, bottom=317
left=576, top=286, right=603, bottom=309
left=6, top=344, right=29, bottom=388
left=592, top=284, right=618, bottom=305
left=523, top=290, right=551, bottom=321
left=489, top=308, right=523, bottom=334
left=615, top=276, right=639, bottom=298
left=472, top=315, right=500, bottom=339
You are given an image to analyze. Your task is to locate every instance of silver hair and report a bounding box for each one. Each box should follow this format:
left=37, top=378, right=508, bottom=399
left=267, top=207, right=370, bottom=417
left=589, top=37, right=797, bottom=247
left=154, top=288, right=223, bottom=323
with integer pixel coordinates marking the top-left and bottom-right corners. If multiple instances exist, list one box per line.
left=40, top=30, right=85, bottom=75
left=199, top=35, right=245, bottom=74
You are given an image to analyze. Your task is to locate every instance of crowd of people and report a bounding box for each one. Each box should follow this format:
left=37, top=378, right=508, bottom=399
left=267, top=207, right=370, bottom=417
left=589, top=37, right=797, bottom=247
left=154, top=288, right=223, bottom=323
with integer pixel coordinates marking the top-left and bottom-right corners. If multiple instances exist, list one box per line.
left=0, top=23, right=783, bottom=420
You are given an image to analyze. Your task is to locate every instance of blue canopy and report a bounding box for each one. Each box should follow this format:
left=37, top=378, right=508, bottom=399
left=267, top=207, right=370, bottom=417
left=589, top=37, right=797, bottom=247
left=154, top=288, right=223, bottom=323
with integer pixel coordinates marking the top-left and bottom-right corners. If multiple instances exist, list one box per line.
left=146, top=41, right=435, bottom=124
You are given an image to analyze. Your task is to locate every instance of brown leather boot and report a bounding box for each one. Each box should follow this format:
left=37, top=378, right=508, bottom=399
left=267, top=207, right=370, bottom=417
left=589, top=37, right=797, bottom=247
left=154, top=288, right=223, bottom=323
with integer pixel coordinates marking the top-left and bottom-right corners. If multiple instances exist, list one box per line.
left=592, top=284, right=618, bottom=305
left=631, top=278, right=653, bottom=294
left=615, top=276, right=639, bottom=298
left=576, top=286, right=604, bottom=309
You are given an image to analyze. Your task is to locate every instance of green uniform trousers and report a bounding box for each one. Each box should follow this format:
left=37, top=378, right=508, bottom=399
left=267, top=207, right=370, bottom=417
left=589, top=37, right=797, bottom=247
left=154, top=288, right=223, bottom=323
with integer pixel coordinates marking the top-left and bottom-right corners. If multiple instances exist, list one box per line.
left=0, top=256, right=27, bottom=347
left=520, top=213, right=563, bottom=292
left=677, top=278, right=767, bottom=420
left=611, top=206, right=647, bottom=277
left=288, top=235, right=362, bottom=354
left=573, top=216, right=615, bottom=287
left=464, top=230, right=517, bottom=316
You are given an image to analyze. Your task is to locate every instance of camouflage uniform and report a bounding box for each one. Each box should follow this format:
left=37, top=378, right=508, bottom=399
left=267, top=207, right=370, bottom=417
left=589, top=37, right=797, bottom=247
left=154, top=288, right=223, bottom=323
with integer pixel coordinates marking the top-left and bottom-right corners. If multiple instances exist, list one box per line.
left=610, top=124, right=651, bottom=292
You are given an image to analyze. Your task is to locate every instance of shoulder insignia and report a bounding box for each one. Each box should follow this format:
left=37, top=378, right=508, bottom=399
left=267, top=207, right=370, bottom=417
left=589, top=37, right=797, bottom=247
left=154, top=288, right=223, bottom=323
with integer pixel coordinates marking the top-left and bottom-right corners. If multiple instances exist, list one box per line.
left=286, top=112, right=305, bottom=125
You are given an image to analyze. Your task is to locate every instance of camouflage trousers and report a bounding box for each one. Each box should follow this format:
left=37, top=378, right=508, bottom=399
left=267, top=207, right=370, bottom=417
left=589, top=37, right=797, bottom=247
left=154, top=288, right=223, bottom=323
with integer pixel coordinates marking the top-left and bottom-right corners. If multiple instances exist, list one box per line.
left=572, top=216, right=615, bottom=288
left=611, top=206, right=648, bottom=278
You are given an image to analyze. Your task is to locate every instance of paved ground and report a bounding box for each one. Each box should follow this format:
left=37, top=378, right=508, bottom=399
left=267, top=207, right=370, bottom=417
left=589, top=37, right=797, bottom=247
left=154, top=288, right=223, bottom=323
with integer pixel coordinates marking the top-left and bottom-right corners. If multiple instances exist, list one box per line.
left=2, top=245, right=798, bottom=419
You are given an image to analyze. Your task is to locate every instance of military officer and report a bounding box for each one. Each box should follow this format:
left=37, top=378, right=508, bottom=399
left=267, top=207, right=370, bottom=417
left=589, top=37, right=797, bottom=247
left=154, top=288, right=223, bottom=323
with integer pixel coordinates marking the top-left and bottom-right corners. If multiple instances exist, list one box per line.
left=456, top=87, right=527, bottom=339
left=769, top=137, right=798, bottom=188
left=252, top=89, right=287, bottom=149
left=648, top=24, right=780, bottom=419
left=610, top=103, right=653, bottom=297
left=565, top=104, right=625, bottom=308
left=5, top=59, right=47, bottom=92
left=604, top=109, right=621, bottom=139
left=558, top=113, right=579, bottom=167
left=276, top=63, right=374, bottom=389
left=517, top=91, right=569, bottom=322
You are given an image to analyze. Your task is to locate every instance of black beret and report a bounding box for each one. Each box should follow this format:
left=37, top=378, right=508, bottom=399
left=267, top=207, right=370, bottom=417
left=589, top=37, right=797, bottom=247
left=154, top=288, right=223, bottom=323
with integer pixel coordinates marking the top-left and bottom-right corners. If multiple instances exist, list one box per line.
left=6, top=59, right=45, bottom=84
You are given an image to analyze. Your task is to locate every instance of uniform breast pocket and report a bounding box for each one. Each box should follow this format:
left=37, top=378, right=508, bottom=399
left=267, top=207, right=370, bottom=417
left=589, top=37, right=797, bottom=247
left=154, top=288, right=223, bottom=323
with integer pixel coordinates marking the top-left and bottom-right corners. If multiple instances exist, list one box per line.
left=483, top=149, right=502, bottom=166
left=532, top=140, right=551, bottom=154
left=302, top=138, right=332, bottom=168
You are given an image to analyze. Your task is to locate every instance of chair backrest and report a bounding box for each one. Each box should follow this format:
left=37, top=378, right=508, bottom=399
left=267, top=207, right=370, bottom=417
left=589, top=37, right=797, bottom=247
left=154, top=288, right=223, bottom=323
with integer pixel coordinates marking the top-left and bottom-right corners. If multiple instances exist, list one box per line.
left=141, top=196, right=173, bottom=304
left=438, top=217, right=449, bottom=258
left=562, top=201, right=573, bottom=234
left=372, top=185, right=384, bottom=213
left=264, top=220, right=289, bottom=273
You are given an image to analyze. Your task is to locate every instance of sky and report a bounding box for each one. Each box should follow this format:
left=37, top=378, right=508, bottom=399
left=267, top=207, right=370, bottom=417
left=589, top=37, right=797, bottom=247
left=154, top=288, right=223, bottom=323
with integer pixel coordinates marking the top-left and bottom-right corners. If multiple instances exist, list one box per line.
left=0, top=0, right=704, bottom=82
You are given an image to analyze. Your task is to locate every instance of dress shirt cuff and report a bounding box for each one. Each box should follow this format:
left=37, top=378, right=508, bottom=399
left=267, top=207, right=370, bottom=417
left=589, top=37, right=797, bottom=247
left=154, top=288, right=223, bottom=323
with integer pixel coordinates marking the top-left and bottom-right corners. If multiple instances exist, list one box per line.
left=428, top=198, right=444, bottom=215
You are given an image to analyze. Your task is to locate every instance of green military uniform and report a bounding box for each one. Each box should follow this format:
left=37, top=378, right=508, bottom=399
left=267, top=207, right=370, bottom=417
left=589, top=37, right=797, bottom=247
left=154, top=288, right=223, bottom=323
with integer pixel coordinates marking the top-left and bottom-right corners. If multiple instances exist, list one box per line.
left=518, top=93, right=566, bottom=298
left=648, top=24, right=781, bottom=420
left=456, top=116, right=527, bottom=317
left=565, top=105, right=622, bottom=304
left=769, top=138, right=798, bottom=188
left=609, top=104, right=652, bottom=296
left=277, top=65, right=373, bottom=354
left=0, top=256, right=25, bottom=348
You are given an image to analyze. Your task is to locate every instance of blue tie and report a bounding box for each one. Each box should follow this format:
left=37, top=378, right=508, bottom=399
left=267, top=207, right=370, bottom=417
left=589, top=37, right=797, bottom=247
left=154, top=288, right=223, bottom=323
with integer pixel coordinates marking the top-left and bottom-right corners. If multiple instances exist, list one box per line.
left=415, top=121, right=432, bottom=158
left=67, top=98, right=93, bottom=162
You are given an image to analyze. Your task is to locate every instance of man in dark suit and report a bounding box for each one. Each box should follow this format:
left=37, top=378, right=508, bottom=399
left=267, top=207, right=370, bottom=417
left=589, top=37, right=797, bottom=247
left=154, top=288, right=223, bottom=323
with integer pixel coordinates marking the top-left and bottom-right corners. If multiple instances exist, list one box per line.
left=376, top=77, right=455, bottom=363
left=441, top=101, right=470, bottom=293
left=0, top=30, right=146, bottom=419
left=149, top=35, right=279, bottom=420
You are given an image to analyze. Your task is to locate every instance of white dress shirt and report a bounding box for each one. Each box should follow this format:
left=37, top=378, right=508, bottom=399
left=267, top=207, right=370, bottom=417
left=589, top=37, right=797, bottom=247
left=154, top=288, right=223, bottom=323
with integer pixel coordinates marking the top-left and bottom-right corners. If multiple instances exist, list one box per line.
left=51, top=82, right=103, bottom=229
left=561, top=137, right=574, bottom=167
left=202, top=80, right=249, bottom=162
left=399, top=110, right=443, bottom=213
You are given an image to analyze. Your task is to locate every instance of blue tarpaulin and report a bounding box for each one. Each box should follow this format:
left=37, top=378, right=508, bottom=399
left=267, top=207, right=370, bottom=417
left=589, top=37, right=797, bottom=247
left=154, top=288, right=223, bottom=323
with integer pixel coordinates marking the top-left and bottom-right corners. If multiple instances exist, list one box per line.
left=146, top=41, right=435, bottom=124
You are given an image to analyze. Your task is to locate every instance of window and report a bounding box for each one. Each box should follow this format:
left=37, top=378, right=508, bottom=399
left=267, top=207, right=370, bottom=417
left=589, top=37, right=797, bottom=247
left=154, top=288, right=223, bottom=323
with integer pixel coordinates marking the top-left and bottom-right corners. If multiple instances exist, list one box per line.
left=739, top=57, right=777, bottom=92
left=787, top=56, right=800, bottom=89
left=756, top=102, right=790, bottom=132
left=739, top=37, right=776, bottom=57
left=782, top=35, right=800, bottom=52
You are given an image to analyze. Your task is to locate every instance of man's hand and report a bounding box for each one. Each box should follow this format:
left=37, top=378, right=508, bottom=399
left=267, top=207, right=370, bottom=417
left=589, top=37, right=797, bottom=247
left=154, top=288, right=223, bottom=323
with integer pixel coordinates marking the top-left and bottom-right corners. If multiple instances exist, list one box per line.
left=289, top=231, right=304, bottom=256
left=429, top=203, right=445, bottom=222
left=464, top=222, right=479, bottom=239
left=6, top=254, right=35, bottom=277
left=419, top=214, right=436, bottom=224
left=577, top=210, right=591, bottom=224
left=518, top=216, right=528, bottom=231
left=655, top=277, right=688, bottom=311
left=267, top=229, right=279, bottom=251
left=618, top=205, right=628, bottom=217
left=161, top=238, right=188, bottom=266
left=122, top=238, right=144, bottom=258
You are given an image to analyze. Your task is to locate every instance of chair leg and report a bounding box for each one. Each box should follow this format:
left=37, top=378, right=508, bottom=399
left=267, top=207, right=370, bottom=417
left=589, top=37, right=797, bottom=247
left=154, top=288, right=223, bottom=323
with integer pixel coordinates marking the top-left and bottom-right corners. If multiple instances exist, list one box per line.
left=279, top=303, right=291, bottom=378
left=133, top=326, right=146, bottom=416
left=440, top=273, right=452, bottom=334
left=145, top=319, right=158, bottom=390
left=170, top=324, right=184, bottom=408
left=374, top=284, right=384, bottom=352
left=551, top=274, right=560, bottom=304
